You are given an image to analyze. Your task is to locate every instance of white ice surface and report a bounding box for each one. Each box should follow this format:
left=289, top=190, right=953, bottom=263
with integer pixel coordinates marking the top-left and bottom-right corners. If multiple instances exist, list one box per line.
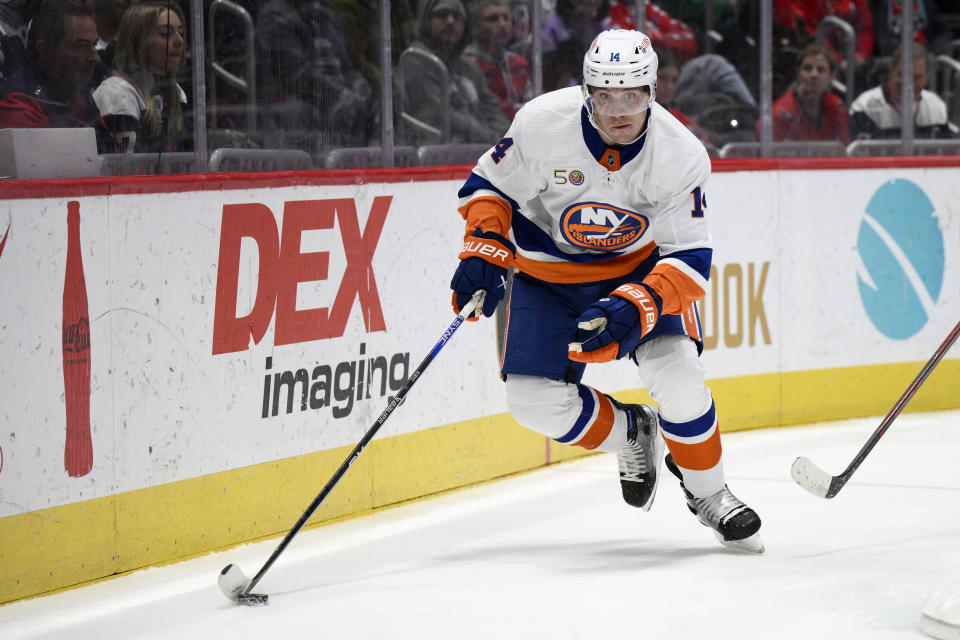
left=3, top=409, right=960, bottom=640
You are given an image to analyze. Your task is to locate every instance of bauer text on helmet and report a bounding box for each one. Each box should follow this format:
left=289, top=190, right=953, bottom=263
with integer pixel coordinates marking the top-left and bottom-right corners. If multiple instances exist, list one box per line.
left=582, top=29, right=658, bottom=97
left=582, top=30, right=657, bottom=144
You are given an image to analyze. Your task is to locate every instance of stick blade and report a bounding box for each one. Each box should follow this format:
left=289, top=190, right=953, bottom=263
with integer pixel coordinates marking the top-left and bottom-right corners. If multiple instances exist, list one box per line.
left=791, top=456, right=840, bottom=499
left=218, top=564, right=268, bottom=605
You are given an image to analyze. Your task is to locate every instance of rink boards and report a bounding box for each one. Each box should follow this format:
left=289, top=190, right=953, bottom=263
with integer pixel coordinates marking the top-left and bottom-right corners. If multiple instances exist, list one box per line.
left=0, top=158, right=958, bottom=603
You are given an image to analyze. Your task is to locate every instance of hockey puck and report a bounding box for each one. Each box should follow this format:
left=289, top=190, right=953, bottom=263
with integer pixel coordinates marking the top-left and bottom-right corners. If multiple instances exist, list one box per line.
left=238, top=593, right=269, bottom=606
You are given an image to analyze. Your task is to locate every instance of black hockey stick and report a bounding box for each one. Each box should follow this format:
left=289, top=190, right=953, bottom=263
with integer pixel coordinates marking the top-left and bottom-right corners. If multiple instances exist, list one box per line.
left=791, top=320, right=960, bottom=499
left=219, top=291, right=485, bottom=605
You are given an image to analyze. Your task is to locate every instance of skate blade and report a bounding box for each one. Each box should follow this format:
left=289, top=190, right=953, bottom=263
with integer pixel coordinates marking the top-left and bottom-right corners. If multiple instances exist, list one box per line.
left=714, top=531, right=765, bottom=554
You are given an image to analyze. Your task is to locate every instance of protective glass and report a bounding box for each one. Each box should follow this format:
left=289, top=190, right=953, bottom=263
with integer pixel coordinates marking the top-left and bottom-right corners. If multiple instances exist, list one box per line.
left=587, top=87, right=652, bottom=117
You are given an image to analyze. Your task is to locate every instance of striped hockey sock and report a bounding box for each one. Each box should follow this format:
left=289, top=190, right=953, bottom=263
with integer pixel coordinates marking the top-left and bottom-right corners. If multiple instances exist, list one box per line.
left=659, top=400, right=725, bottom=498
left=552, top=384, right=627, bottom=452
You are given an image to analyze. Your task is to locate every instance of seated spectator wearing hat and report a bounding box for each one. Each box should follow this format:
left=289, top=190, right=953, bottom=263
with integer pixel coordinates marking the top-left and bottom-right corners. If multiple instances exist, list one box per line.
left=0, top=0, right=111, bottom=149
left=767, top=43, right=850, bottom=144
left=849, top=42, right=958, bottom=139
left=398, top=0, right=509, bottom=144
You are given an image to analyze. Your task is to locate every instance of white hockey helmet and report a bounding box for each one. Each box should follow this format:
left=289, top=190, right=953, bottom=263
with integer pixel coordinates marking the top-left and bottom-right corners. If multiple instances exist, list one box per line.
left=582, top=29, right=658, bottom=120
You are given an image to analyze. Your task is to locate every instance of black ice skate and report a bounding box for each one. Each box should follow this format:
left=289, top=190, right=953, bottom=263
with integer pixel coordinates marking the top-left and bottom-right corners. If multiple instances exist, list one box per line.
left=665, top=454, right=765, bottom=554
left=610, top=399, right=664, bottom=511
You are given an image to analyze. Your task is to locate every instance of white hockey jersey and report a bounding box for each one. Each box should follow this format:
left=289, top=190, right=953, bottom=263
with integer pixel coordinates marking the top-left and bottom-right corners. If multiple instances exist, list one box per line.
left=849, top=84, right=957, bottom=139
left=458, top=86, right=712, bottom=314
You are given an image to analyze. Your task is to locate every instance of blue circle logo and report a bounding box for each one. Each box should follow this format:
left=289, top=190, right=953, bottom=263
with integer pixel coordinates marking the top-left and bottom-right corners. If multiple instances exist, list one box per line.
left=856, top=179, right=943, bottom=339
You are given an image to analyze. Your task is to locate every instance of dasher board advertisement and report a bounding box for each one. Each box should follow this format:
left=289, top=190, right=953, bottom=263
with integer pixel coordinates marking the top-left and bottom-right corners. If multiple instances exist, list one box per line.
left=0, top=162, right=958, bottom=522
left=0, top=181, right=499, bottom=519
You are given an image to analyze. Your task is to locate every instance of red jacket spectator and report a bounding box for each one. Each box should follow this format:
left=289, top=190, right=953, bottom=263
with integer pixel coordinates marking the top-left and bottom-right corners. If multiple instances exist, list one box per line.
left=775, top=0, right=874, bottom=67
left=604, top=1, right=698, bottom=63
left=0, top=79, right=103, bottom=129
left=0, top=0, right=111, bottom=149
left=464, top=0, right=532, bottom=119
left=770, top=87, right=851, bottom=144
left=465, top=49, right=531, bottom=119
left=762, top=43, right=851, bottom=144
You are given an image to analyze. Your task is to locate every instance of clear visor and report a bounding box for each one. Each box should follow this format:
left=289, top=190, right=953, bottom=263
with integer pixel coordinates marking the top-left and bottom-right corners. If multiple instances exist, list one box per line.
left=586, top=86, right=651, bottom=117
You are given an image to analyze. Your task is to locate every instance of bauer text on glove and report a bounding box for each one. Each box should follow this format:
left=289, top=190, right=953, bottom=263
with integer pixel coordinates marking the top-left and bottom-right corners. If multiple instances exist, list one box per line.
left=568, top=283, right=662, bottom=363
left=450, top=229, right=515, bottom=318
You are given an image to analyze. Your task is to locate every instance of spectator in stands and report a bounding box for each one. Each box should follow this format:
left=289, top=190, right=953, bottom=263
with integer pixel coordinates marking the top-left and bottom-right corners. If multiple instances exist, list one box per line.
left=774, top=0, right=874, bottom=74
left=603, top=1, right=698, bottom=64
left=671, top=53, right=757, bottom=146
left=0, top=0, right=32, bottom=83
left=464, top=0, right=532, bottom=120
left=0, top=0, right=111, bottom=149
left=673, top=53, right=757, bottom=113
left=849, top=42, right=957, bottom=139
left=330, top=0, right=416, bottom=97
left=870, top=0, right=946, bottom=60
left=256, top=0, right=374, bottom=155
left=766, top=43, right=850, bottom=144
left=507, top=0, right=532, bottom=62
left=398, top=0, right=509, bottom=144
left=92, top=1, right=189, bottom=153
left=541, top=0, right=606, bottom=91
left=656, top=48, right=709, bottom=143
left=863, top=1, right=946, bottom=91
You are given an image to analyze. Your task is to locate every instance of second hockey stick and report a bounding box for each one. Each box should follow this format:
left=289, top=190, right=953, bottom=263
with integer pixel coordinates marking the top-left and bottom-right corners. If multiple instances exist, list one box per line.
left=218, top=291, right=485, bottom=605
left=791, top=320, right=960, bottom=499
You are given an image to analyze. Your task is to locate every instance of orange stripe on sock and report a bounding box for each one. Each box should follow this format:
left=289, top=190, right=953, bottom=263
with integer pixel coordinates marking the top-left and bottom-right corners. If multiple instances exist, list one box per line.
left=574, top=392, right=614, bottom=450
left=664, top=428, right=722, bottom=470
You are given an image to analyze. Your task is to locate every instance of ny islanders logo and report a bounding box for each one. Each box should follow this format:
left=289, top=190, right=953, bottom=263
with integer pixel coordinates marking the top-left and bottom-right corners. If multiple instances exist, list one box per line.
left=856, top=179, right=943, bottom=339
left=560, top=202, right=648, bottom=251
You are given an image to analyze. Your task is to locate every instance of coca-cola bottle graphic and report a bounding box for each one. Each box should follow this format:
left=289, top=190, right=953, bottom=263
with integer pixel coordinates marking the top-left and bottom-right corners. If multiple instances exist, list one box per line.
left=63, top=200, right=93, bottom=477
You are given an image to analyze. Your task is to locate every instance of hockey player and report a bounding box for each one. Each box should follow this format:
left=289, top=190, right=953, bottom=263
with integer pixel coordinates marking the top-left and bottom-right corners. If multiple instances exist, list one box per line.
left=449, top=28, right=763, bottom=553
